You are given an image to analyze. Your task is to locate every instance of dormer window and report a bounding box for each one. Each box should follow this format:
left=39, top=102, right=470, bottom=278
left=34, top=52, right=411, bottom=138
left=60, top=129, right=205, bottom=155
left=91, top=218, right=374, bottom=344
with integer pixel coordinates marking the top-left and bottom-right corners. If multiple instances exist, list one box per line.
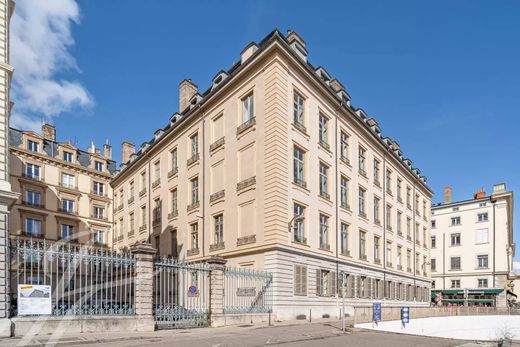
left=95, top=161, right=103, bottom=172
left=27, top=140, right=39, bottom=152
left=63, top=152, right=73, bottom=163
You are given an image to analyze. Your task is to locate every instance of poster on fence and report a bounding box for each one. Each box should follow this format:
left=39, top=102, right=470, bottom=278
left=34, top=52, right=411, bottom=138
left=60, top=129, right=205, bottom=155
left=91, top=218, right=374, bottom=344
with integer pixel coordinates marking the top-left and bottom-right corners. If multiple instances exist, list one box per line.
left=18, top=284, right=52, bottom=315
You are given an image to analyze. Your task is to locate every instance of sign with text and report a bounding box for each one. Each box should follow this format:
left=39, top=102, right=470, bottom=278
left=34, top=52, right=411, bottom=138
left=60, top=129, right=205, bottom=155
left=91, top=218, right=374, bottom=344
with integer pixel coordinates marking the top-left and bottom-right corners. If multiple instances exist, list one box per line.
left=237, top=287, right=256, bottom=296
left=373, top=302, right=381, bottom=322
left=401, top=306, right=410, bottom=324
left=18, top=284, right=52, bottom=315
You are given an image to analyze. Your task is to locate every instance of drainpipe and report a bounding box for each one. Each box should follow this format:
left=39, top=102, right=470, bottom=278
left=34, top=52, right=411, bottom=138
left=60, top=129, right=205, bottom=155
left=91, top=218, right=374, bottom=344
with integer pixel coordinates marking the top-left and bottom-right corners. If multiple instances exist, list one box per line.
left=412, top=182, right=416, bottom=300
left=492, top=198, right=496, bottom=289
left=333, top=106, right=340, bottom=297
left=201, top=114, right=206, bottom=259
left=442, top=233, right=446, bottom=291
left=382, top=154, right=387, bottom=298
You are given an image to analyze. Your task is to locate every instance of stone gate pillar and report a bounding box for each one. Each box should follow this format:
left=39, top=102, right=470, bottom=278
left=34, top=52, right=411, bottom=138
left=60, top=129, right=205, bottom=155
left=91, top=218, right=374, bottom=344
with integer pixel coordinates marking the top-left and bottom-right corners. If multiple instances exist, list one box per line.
left=131, top=242, right=156, bottom=332
left=207, top=256, right=227, bottom=327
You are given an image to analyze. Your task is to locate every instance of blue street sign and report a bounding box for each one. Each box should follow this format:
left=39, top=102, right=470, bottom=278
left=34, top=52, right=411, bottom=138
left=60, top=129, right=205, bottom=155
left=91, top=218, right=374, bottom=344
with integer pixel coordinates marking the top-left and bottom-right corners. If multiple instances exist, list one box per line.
left=189, top=285, right=197, bottom=294
left=373, top=302, right=381, bottom=322
left=401, top=306, right=410, bottom=323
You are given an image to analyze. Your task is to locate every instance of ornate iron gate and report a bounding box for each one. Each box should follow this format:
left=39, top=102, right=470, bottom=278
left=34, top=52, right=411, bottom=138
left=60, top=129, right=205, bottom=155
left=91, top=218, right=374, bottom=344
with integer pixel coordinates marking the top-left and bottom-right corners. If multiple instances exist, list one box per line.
left=224, top=267, right=273, bottom=314
left=153, top=257, right=210, bottom=329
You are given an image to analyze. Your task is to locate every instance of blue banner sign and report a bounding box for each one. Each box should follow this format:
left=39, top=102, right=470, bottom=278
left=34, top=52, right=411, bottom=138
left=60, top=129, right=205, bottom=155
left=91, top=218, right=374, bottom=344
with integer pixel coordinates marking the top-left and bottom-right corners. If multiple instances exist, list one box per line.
left=373, top=302, right=381, bottom=322
left=401, top=306, right=410, bottom=323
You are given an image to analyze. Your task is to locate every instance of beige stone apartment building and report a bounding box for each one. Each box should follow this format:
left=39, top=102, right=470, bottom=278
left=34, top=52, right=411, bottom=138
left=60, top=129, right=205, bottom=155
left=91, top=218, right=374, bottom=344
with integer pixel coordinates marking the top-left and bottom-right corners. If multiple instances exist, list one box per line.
left=8, top=124, right=116, bottom=245
left=430, top=184, right=515, bottom=307
left=111, top=29, right=433, bottom=319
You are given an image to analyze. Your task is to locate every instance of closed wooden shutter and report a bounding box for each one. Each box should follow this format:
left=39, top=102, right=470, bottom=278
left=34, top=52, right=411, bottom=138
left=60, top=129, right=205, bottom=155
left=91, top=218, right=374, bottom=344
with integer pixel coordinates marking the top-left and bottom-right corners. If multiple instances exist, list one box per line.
left=356, top=276, right=361, bottom=298
left=301, top=266, right=307, bottom=295
left=294, top=265, right=301, bottom=295
left=347, top=275, right=354, bottom=298
left=368, top=278, right=373, bottom=298
left=316, top=269, right=322, bottom=296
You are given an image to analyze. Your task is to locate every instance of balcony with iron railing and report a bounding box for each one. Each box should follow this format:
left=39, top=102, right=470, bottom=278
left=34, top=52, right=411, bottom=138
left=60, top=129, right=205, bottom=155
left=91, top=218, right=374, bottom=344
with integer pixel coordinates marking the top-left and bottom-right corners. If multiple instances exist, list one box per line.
left=91, top=189, right=107, bottom=197
left=293, top=178, right=307, bottom=189
left=59, top=182, right=78, bottom=190
left=187, top=201, right=200, bottom=212
left=209, top=137, right=225, bottom=152
left=319, top=243, right=330, bottom=251
left=340, top=156, right=350, bottom=166
left=210, top=190, right=225, bottom=203
left=22, top=173, right=43, bottom=182
left=91, top=213, right=107, bottom=221
left=340, top=202, right=350, bottom=211
left=168, top=210, right=178, bottom=220
left=139, top=224, right=147, bottom=233
left=187, top=248, right=200, bottom=256
left=209, top=241, right=225, bottom=252
left=139, top=188, right=147, bottom=197
left=236, top=117, right=256, bottom=135
left=318, top=139, right=330, bottom=151
left=168, top=167, right=178, bottom=178
left=237, top=176, right=256, bottom=192
left=128, top=196, right=135, bottom=205
left=359, top=254, right=368, bottom=261
left=319, top=191, right=330, bottom=201
left=293, top=235, right=307, bottom=245
left=152, top=179, right=161, bottom=189
left=21, top=201, right=43, bottom=209
left=58, top=207, right=77, bottom=215
left=341, top=250, right=351, bottom=257
left=293, top=121, right=307, bottom=134
left=237, top=234, right=256, bottom=246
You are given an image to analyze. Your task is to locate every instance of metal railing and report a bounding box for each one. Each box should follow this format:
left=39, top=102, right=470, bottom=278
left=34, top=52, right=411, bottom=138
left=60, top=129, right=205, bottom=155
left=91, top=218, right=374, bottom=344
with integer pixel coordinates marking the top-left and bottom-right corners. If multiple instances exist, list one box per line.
left=153, top=257, right=211, bottom=329
left=224, top=266, right=272, bottom=314
left=9, top=238, right=135, bottom=317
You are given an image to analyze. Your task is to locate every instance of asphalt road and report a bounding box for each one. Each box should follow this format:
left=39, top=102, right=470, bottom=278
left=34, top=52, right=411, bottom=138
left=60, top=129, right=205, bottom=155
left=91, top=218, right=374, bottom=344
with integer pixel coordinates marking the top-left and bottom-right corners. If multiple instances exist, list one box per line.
left=2, top=322, right=505, bottom=347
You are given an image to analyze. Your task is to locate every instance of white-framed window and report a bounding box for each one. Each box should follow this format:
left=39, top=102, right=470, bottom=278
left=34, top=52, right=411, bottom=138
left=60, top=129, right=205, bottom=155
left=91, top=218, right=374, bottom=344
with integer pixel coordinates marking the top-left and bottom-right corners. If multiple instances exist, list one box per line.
left=293, top=203, right=305, bottom=243
left=319, top=163, right=328, bottom=197
left=340, top=176, right=349, bottom=208
left=477, top=278, right=488, bottom=288
left=318, top=114, right=328, bottom=145
left=93, top=229, right=105, bottom=244
left=431, top=236, right=436, bottom=248
left=26, top=163, right=41, bottom=179
left=477, top=212, right=488, bottom=222
left=171, top=189, right=178, bottom=214
left=386, top=204, right=392, bottom=230
left=214, top=214, right=224, bottom=244
left=359, top=187, right=366, bottom=216
left=386, top=241, right=392, bottom=265
left=129, top=181, right=134, bottom=198
left=374, top=236, right=380, bottom=262
left=358, top=146, right=366, bottom=174
left=451, top=216, right=461, bottom=226
left=340, top=132, right=349, bottom=161
left=397, top=211, right=402, bottom=234
left=190, top=223, right=199, bottom=250
left=475, top=228, right=489, bottom=244
left=319, top=214, right=329, bottom=249
left=95, top=161, right=103, bottom=171
left=241, top=93, right=254, bottom=123
left=27, top=140, right=39, bottom=152
left=451, top=233, right=461, bottom=246
left=26, top=190, right=41, bottom=206
left=61, top=224, right=75, bottom=240
left=93, top=181, right=105, bottom=196
left=63, top=151, right=73, bottom=162
left=431, top=258, right=436, bottom=272
left=359, top=230, right=367, bottom=259
left=25, top=218, right=42, bottom=236
left=374, top=197, right=381, bottom=224
left=477, top=254, right=489, bottom=269
left=191, top=133, right=199, bottom=156
left=385, top=169, right=392, bottom=194
left=340, top=223, right=349, bottom=255
left=293, top=92, right=304, bottom=126
left=293, top=146, right=305, bottom=186
left=191, top=177, right=199, bottom=204
left=61, top=199, right=75, bottom=213
left=93, top=205, right=105, bottom=219
left=61, top=172, right=75, bottom=188
left=141, top=205, right=147, bottom=226
left=397, top=178, right=402, bottom=201
left=373, top=159, right=380, bottom=184
left=154, top=161, right=160, bottom=181
left=129, top=212, right=135, bottom=231
left=451, top=279, right=461, bottom=289
left=397, top=246, right=402, bottom=267
left=170, top=148, right=178, bottom=171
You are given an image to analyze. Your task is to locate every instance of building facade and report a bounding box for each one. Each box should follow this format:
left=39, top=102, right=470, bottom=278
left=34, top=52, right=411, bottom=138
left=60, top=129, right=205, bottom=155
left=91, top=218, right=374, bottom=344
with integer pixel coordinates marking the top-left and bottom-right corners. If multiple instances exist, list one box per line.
left=8, top=124, right=116, bottom=245
left=111, top=29, right=433, bottom=320
left=0, top=0, right=20, bottom=335
left=430, top=184, right=515, bottom=307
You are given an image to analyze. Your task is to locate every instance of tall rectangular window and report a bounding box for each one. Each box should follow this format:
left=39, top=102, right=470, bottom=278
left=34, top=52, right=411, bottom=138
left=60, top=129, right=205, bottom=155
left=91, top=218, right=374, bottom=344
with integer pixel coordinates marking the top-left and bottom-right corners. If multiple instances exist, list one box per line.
left=373, top=197, right=380, bottom=224
left=406, top=217, right=411, bottom=239
left=141, top=205, right=147, bottom=226
left=93, top=205, right=105, bottom=219
left=294, top=265, right=307, bottom=296
left=61, top=224, right=74, bottom=240
left=374, top=236, right=380, bottom=262
left=129, top=181, right=134, bottom=198
left=214, top=214, right=224, bottom=244
left=397, top=178, right=402, bottom=201
left=477, top=255, right=489, bottom=269
left=93, top=229, right=105, bottom=244
left=241, top=93, right=254, bottom=123
left=386, top=169, right=392, bottom=194
left=129, top=212, right=135, bottom=231
left=93, top=181, right=104, bottom=196
left=397, top=246, right=402, bottom=268
left=25, top=218, right=42, bottom=236
left=26, top=163, right=41, bottom=179
left=358, top=147, right=366, bottom=175
left=141, top=172, right=146, bottom=191
left=191, top=133, right=199, bottom=156
left=431, top=236, right=436, bottom=248
left=340, top=132, right=349, bottom=162
left=63, top=152, right=73, bottom=162
left=397, top=211, right=402, bottom=234
left=340, top=176, right=349, bottom=208
left=61, top=173, right=75, bottom=188
left=451, top=233, right=461, bottom=246
left=293, top=92, right=304, bottom=126
left=171, top=189, right=178, bottom=213
left=171, top=148, right=178, bottom=171
left=340, top=223, right=349, bottom=255
left=191, top=177, right=199, bottom=204
left=26, top=190, right=41, bottom=206
left=319, top=163, right=328, bottom=198
left=359, top=187, right=366, bottom=216
left=154, top=161, right=160, bottom=182
left=61, top=199, right=75, bottom=213
left=373, top=159, right=380, bottom=184
left=386, top=204, right=392, bottom=230
left=293, top=146, right=305, bottom=186
left=386, top=241, right=392, bottom=266
left=359, top=230, right=367, bottom=259
left=95, top=161, right=103, bottom=171
left=431, top=258, right=436, bottom=272
left=191, top=223, right=199, bottom=250
left=475, top=228, right=489, bottom=244
left=319, top=214, right=329, bottom=249
left=293, top=203, right=305, bottom=243
left=406, top=186, right=411, bottom=207
left=318, top=114, right=328, bottom=145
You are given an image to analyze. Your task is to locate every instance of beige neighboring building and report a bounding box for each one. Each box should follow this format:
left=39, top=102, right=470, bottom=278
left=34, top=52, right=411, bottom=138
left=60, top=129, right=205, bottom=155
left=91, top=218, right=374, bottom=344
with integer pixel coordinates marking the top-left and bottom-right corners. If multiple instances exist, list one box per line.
left=111, top=29, right=433, bottom=320
left=430, top=184, right=515, bottom=307
left=8, top=124, right=116, bottom=245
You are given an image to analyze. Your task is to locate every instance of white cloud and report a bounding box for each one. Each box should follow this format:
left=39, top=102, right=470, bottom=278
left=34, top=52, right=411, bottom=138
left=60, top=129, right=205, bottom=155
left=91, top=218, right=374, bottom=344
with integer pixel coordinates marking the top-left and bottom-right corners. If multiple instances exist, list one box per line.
left=514, top=261, right=520, bottom=275
left=10, top=0, right=93, bottom=131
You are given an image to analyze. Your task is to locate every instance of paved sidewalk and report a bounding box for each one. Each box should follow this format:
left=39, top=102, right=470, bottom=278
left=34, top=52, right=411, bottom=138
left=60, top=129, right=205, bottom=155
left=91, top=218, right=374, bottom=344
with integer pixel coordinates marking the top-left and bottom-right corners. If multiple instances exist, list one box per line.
left=0, top=320, right=507, bottom=347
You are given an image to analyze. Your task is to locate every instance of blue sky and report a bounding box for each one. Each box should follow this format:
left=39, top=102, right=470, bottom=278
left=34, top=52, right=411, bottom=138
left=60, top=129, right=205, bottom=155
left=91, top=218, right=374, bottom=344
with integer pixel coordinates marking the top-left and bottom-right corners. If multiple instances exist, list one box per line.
left=11, top=1, right=519, bottom=264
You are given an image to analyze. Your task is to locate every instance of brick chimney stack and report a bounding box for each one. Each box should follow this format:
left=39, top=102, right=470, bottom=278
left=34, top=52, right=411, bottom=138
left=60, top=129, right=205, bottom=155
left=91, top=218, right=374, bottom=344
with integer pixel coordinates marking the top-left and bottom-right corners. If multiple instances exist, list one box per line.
left=42, top=123, right=56, bottom=141
left=121, top=141, right=135, bottom=164
left=179, top=79, right=198, bottom=113
left=103, top=140, right=112, bottom=159
left=444, top=186, right=452, bottom=204
left=474, top=188, right=486, bottom=199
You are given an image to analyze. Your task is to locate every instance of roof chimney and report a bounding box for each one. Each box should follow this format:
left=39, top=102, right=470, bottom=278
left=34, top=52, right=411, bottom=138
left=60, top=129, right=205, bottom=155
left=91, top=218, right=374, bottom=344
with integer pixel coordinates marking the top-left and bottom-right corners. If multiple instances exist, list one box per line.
left=286, top=30, right=308, bottom=61
left=103, top=140, right=112, bottom=159
left=121, top=141, right=135, bottom=164
left=42, top=123, right=56, bottom=141
left=88, top=141, right=96, bottom=154
left=473, top=188, right=486, bottom=199
left=444, top=186, right=452, bottom=204
left=179, top=79, right=198, bottom=113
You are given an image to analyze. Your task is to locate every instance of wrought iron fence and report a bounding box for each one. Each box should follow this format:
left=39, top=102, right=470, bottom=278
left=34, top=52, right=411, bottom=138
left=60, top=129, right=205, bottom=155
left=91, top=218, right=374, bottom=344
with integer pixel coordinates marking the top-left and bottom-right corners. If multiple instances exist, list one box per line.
left=224, top=266, right=273, bottom=314
left=9, top=238, right=135, bottom=317
left=153, top=257, right=211, bottom=329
